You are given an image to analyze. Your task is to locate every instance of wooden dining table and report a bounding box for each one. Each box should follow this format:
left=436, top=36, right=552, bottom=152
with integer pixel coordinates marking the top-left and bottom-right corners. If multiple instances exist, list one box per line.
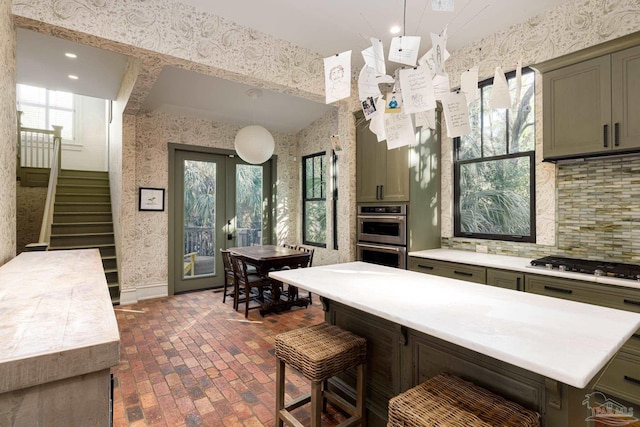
left=228, top=245, right=311, bottom=315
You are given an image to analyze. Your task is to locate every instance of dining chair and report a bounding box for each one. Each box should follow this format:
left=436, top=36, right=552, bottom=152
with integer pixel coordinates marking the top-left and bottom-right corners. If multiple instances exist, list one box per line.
left=230, top=254, right=273, bottom=318
left=296, top=245, right=315, bottom=304
left=221, top=250, right=238, bottom=308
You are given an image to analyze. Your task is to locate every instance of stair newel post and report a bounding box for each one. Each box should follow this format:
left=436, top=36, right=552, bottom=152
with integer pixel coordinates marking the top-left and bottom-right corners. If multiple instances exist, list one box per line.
left=52, top=125, right=63, bottom=172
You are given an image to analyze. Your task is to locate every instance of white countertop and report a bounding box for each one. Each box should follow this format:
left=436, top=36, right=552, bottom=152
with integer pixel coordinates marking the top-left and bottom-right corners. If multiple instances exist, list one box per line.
left=270, top=261, right=640, bottom=389
left=409, top=248, right=640, bottom=290
left=0, top=249, right=120, bottom=393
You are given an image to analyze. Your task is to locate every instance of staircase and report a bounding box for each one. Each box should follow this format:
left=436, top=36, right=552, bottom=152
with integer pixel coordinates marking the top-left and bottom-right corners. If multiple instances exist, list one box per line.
left=48, top=170, right=120, bottom=304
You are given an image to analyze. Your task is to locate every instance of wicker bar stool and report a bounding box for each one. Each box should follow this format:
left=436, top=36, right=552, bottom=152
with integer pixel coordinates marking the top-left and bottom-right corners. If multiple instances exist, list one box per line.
left=275, top=323, right=367, bottom=427
left=388, top=373, right=540, bottom=427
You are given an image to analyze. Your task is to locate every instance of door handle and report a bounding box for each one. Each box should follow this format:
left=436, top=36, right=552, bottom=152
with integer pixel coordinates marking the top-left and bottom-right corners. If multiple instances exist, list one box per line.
left=375, top=185, right=380, bottom=200
left=380, top=185, right=384, bottom=200
left=603, top=124, right=609, bottom=148
left=615, top=122, right=620, bottom=147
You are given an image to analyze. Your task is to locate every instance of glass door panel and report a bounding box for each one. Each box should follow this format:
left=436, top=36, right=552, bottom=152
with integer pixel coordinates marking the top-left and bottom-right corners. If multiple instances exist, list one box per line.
left=174, top=151, right=226, bottom=293
left=235, top=164, right=263, bottom=246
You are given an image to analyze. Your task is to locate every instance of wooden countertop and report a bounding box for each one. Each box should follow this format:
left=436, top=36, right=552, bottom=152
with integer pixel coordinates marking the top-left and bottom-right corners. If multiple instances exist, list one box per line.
left=0, top=249, right=120, bottom=393
left=270, top=261, right=640, bottom=389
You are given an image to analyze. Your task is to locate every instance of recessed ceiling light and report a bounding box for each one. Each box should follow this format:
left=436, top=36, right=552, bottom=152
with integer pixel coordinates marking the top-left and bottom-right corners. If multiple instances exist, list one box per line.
left=65, top=52, right=77, bottom=59
left=68, top=75, right=79, bottom=80
left=390, top=24, right=402, bottom=34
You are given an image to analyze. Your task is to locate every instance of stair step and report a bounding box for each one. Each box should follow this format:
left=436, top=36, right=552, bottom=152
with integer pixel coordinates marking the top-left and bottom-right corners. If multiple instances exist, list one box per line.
left=57, top=184, right=110, bottom=195
left=55, top=193, right=111, bottom=203
left=54, top=202, right=111, bottom=213
left=51, top=222, right=114, bottom=234
left=101, top=256, right=117, bottom=270
left=60, top=170, right=109, bottom=179
left=53, top=212, right=113, bottom=223
left=50, top=232, right=115, bottom=247
left=48, top=244, right=116, bottom=257
left=57, top=176, right=109, bottom=186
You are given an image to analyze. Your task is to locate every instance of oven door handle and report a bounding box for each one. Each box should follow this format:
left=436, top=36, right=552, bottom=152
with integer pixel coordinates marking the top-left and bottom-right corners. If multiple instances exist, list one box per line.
left=357, top=243, right=404, bottom=253
left=357, top=215, right=406, bottom=221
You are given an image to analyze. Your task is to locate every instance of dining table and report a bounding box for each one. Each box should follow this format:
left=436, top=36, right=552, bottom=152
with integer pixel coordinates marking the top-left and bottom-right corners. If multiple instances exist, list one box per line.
left=228, top=245, right=311, bottom=315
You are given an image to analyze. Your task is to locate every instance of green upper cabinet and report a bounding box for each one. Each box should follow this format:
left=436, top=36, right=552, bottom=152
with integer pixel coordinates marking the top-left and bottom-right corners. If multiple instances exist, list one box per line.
left=541, top=43, right=640, bottom=160
left=355, top=114, right=409, bottom=203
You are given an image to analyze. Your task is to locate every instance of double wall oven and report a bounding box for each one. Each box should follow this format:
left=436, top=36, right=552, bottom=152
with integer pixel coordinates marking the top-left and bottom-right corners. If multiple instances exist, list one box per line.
left=357, top=205, right=407, bottom=269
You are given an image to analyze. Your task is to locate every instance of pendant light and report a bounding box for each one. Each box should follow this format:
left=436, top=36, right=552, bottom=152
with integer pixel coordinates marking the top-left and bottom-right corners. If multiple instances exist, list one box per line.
left=234, top=88, right=275, bottom=164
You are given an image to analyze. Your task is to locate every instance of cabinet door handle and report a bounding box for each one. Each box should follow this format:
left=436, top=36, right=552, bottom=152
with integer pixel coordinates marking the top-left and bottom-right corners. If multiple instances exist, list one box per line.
left=454, top=271, right=473, bottom=277
left=604, top=124, right=609, bottom=148
left=624, top=375, right=640, bottom=386
left=417, top=264, right=434, bottom=270
left=544, top=285, right=573, bottom=294
left=375, top=185, right=380, bottom=200
left=516, top=277, right=521, bottom=291
left=614, top=123, right=620, bottom=147
left=623, top=298, right=640, bottom=307
left=380, top=185, right=384, bottom=200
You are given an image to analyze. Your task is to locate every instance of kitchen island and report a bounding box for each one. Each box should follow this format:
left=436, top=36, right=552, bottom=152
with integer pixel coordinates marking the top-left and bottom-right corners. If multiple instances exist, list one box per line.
left=270, top=262, right=640, bottom=426
left=0, top=249, right=120, bottom=426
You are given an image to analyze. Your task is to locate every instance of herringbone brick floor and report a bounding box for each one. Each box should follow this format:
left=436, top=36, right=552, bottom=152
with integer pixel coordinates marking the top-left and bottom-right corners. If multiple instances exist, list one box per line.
left=111, top=289, right=348, bottom=426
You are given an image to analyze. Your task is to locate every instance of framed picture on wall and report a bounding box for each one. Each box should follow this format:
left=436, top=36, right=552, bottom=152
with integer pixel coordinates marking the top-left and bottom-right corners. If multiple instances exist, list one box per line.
left=139, top=187, right=165, bottom=211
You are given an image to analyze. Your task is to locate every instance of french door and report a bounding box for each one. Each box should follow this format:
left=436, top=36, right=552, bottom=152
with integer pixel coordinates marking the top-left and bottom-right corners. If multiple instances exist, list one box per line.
left=170, top=147, right=272, bottom=294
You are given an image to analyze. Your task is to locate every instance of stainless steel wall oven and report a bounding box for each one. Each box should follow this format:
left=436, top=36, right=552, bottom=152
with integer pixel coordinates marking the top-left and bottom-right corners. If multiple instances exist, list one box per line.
left=357, top=205, right=407, bottom=269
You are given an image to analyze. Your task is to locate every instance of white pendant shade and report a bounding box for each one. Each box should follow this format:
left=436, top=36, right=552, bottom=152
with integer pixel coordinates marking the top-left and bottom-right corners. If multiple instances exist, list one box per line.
left=234, top=124, right=275, bottom=164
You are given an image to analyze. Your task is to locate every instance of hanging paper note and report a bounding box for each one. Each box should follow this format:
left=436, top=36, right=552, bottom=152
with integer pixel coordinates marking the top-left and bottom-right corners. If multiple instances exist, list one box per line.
left=432, top=73, right=451, bottom=101
left=432, top=0, right=455, bottom=12
left=324, top=50, right=351, bottom=104
left=460, top=66, right=480, bottom=104
left=399, top=66, right=436, bottom=114
left=441, top=92, right=471, bottom=138
left=514, top=59, right=523, bottom=108
left=430, top=31, right=449, bottom=76
left=415, top=109, right=436, bottom=130
left=358, top=66, right=382, bottom=101
left=384, top=113, right=415, bottom=149
left=490, top=67, right=511, bottom=109
left=362, top=38, right=386, bottom=76
left=388, top=36, right=421, bottom=66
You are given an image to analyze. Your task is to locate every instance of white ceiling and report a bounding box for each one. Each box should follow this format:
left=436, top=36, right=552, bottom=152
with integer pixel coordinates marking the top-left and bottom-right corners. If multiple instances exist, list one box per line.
left=16, top=0, right=573, bottom=133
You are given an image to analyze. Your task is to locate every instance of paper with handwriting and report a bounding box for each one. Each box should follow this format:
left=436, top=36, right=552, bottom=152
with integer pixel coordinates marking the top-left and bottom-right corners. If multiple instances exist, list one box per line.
left=441, top=92, right=471, bottom=138
left=389, top=36, right=421, bottom=66
left=399, top=66, right=436, bottom=114
left=384, top=113, right=415, bottom=149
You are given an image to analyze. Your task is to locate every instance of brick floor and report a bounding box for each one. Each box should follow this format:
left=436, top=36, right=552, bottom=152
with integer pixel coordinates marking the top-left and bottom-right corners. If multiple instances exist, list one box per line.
left=112, top=290, right=348, bottom=426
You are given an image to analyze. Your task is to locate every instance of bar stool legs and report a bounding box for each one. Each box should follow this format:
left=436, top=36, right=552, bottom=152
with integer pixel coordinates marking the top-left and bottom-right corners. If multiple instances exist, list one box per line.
left=274, top=323, right=367, bottom=427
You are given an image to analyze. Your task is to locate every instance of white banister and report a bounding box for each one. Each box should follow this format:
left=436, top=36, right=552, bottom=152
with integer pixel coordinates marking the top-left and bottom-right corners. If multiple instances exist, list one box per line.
left=37, top=126, right=63, bottom=245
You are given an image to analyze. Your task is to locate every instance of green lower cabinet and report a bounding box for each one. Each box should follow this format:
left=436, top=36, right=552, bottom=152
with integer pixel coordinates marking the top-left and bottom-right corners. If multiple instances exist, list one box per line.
left=486, top=268, right=524, bottom=291
left=408, top=257, right=486, bottom=284
left=596, top=352, right=640, bottom=406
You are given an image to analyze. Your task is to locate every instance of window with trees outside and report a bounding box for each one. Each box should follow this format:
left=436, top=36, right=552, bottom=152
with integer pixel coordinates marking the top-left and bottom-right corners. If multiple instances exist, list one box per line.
left=454, top=68, right=536, bottom=242
left=303, top=152, right=327, bottom=247
left=17, top=84, right=75, bottom=142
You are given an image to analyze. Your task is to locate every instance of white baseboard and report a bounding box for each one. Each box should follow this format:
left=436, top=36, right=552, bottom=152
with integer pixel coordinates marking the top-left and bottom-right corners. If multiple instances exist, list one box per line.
left=119, top=283, right=168, bottom=305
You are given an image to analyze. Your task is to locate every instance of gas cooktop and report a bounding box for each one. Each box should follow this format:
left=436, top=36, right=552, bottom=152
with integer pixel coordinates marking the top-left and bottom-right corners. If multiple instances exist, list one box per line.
left=530, top=256, right=640, bottom=280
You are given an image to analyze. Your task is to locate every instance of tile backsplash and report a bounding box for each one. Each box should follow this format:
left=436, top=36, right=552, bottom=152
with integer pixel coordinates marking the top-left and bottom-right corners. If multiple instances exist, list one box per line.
left=443, top=155, right=640, bottom=263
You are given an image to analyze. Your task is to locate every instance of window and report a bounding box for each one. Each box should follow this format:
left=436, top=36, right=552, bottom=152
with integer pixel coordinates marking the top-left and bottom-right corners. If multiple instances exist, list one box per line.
left=17, top=84, right=75, bottom=142
left=303, top=152, right=327, bottom=247
left=454, top=68, right=536, bottom=242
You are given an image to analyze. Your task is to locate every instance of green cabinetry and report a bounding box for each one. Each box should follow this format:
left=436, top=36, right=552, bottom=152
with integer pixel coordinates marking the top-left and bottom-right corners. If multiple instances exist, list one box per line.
left=540, top=41, right=640, bottom=160
left=525, top=274, right=640, bottom=405
left=408, top=257, right=486, bottom=284
left=486, top=268, right=524, bottom=291
left=355, top=113, right=410, bottom=202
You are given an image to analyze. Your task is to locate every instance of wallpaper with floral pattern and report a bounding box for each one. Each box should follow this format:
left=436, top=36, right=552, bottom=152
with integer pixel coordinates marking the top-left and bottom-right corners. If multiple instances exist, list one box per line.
left=0, top=0, right=16, bottom=265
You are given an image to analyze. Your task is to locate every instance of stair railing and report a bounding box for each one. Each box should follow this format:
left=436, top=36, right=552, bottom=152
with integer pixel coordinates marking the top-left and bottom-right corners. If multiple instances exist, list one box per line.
left=37, top=126, right=63, bottom=247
